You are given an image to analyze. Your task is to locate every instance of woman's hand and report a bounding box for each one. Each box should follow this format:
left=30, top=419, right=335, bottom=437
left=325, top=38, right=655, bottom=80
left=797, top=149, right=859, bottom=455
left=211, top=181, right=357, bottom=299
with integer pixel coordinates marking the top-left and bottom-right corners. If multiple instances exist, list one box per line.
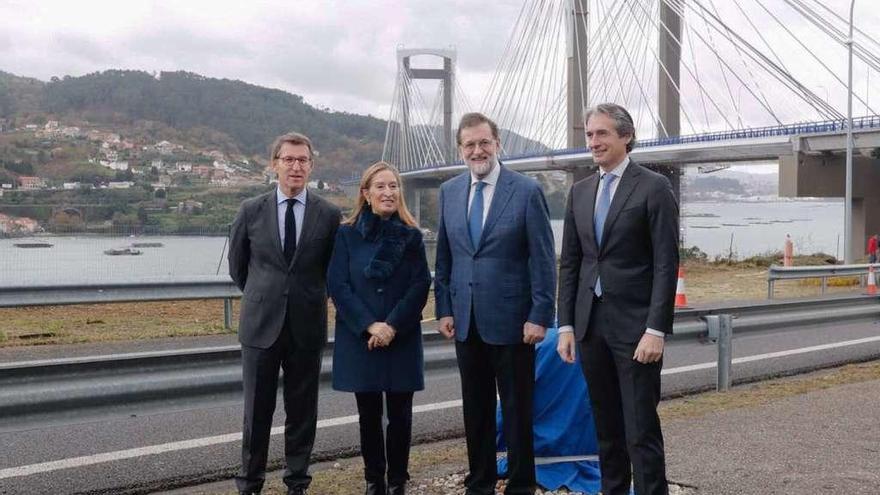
left=366, top=322, right=396, bottom=350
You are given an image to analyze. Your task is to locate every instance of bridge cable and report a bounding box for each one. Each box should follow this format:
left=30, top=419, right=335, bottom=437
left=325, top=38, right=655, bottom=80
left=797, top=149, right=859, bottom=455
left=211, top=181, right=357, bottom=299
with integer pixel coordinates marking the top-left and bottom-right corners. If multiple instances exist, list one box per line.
left=686, top=0, right=840, bottom=120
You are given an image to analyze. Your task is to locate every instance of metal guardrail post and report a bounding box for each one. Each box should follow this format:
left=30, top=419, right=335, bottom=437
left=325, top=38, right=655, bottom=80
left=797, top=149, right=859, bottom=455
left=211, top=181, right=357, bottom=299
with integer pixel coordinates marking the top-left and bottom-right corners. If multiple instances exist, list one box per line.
left=767, top=279, right=774, bottom=299
left=717, top=314, right=733, bottom=392
left=224, top=298, right=233, bottom=330
left=704, top=314, right=720, bottom=342
left=821, top=276, right=828, bottom=295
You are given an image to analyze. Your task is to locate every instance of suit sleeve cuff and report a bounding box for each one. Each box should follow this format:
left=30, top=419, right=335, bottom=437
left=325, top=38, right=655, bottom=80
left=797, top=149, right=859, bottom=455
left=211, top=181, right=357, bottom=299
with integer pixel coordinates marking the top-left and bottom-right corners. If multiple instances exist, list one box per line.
left=558, top=325, right=574, bottom=334
left=645, top=328, right=666, bottom=338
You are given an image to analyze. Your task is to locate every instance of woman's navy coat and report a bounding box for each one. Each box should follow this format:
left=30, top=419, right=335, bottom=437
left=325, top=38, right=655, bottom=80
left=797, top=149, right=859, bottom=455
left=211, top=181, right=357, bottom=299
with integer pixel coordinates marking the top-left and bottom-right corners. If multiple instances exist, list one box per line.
left=328, top=208, right=432, bottom=392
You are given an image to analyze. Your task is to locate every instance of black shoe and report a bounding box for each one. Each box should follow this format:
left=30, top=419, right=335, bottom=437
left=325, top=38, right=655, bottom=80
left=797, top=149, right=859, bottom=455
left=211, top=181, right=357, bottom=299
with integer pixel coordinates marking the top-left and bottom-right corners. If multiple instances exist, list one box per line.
left=239, top=492, right=260, bottom=495
left=387, top=483, right=406, bottom=495
left=287, top=488, right=306, bottom=495
left=364, top=480, right=386, bottom=495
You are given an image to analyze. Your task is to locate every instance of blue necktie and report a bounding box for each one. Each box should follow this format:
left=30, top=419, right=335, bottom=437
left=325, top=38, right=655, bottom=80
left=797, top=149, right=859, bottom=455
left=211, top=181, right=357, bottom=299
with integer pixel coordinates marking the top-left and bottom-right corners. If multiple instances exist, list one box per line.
left=594, top=174, right=616, bottom=296
left=469, top=181, right=486, bottom=249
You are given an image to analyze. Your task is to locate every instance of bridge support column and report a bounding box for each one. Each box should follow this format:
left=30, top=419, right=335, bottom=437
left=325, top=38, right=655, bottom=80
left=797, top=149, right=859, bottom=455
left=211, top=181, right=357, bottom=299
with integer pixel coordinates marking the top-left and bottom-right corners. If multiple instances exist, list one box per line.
left=412, top=188, right=422, bottom=225
left=780, top=153, right=880, bottom=261
left=567, top=0, right=589, bottom=149
left=654, top=0, right=683, bottom=206
left=403, top=178, right=443, bottom=229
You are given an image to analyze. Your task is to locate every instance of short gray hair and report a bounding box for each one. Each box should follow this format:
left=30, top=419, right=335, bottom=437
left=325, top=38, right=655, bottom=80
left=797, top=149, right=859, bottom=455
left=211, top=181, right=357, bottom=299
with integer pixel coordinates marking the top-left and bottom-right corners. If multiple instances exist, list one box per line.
left=584, top=103, right=636, bottom=152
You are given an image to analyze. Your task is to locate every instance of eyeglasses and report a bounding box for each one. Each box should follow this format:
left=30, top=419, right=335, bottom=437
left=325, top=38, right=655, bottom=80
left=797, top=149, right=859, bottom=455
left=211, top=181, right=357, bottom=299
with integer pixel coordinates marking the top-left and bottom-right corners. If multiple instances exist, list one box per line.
left=460, top=139, right=496, bottom=152
left=276, top=156, right=312, bottom=167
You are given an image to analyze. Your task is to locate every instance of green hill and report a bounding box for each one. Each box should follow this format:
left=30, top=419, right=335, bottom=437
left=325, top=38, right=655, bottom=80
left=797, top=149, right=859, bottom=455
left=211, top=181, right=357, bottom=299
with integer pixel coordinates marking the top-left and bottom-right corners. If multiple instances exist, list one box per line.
left=0, top=70, right=387, bottom=180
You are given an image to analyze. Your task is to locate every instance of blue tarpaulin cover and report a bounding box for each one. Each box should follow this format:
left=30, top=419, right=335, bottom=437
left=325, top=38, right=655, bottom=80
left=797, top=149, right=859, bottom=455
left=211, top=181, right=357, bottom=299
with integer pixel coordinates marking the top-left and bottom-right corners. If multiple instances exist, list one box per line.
left=496, top=327, right=603, bottom=494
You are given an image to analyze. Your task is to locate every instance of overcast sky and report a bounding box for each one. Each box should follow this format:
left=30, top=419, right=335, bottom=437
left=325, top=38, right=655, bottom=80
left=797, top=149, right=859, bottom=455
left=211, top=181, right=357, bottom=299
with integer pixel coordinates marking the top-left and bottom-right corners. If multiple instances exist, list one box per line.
left=0, top=0, right=876, bottom=127
left=0, top=0, right=525, bottom=118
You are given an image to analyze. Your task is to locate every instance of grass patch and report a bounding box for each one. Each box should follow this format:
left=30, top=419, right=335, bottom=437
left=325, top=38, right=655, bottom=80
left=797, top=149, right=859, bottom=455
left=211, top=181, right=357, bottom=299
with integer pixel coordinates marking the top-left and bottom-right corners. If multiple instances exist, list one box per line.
left=0, top=300, right=240, bottom=348
left=660, top=360, right=880, bottom=422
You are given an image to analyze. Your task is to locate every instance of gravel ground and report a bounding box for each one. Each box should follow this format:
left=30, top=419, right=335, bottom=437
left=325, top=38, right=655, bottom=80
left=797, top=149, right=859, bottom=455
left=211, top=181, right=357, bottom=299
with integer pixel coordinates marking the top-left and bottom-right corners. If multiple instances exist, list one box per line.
left=406, top=469, right=697, bottom=494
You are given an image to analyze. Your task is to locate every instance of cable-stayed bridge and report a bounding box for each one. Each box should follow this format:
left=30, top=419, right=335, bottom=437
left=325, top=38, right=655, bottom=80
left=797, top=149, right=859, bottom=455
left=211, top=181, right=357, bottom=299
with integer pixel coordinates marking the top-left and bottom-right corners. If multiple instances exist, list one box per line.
left=379, top=0, right=880, bottom=261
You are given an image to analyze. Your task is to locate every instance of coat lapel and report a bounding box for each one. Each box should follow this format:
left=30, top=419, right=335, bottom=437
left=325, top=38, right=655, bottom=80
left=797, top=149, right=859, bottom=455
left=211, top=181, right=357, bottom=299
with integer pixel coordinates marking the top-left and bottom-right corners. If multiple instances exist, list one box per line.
left=291, top=190, right=321, bottom=269
left=478, top=166, right=514, bottom=251
left=599, top=163, right=640, bottom=253
left=264, top=191, right=287, bottom=266
left=581, top=171, right=600, bottom=251
left=451, top=173, right=474, bottom=256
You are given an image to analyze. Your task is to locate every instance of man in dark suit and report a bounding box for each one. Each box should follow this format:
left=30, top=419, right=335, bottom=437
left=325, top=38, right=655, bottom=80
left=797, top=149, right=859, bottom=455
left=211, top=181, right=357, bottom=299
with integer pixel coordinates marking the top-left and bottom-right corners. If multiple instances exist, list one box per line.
left=434, top=112, right=556, bottom=495
left=556, top=103, right=679, bottom=495
left=228, top=132, right=341, bottom=495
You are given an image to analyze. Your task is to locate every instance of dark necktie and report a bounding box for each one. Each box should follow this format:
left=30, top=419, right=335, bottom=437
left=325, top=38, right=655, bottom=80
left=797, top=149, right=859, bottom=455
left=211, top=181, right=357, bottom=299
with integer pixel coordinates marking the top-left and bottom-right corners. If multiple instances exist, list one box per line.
left=594, top=174, right=616, bottom=296
left=284, top=198, right=297, bottom=263
left=468, top=181, right=486, bottom=249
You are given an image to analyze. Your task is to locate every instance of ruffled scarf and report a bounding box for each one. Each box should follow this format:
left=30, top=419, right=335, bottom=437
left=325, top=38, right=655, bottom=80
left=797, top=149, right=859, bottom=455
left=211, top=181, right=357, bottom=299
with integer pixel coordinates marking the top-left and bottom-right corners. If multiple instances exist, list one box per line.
left=355, top=206, right=418, bottom=281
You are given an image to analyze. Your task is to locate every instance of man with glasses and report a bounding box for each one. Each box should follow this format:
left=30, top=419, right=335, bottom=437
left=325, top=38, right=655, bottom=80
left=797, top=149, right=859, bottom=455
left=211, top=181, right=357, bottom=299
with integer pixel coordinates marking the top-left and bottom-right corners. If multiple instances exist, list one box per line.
left=434, top=112, right=556, bottom=494
left=229, top=132, right=341, bottom=495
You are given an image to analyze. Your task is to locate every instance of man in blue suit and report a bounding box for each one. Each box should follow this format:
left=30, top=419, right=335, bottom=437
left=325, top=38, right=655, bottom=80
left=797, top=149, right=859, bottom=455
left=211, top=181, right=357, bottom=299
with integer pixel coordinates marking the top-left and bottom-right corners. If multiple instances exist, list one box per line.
left=434, top=112, right=556, bottom=495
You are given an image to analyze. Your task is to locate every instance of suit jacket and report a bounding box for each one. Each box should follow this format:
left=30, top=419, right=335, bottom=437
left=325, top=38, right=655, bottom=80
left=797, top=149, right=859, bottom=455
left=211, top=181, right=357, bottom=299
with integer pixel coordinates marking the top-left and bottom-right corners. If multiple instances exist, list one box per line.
left=327, top=208, right=432, bottom=392
left=557, top=161, right=679, bottom=343
left=228, top=188, right=341, bottom=350
left=434, top=165, right=556, bottom=345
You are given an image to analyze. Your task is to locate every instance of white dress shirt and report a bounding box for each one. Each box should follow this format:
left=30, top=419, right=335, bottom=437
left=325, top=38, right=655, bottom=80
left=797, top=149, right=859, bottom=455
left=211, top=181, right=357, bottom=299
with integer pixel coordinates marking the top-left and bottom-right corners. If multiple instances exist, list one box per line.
left=467, top=161, right=501, bottom=226
left=276, top=186, right=307, bottom=251
left=558, top=157, right=665, bottom=339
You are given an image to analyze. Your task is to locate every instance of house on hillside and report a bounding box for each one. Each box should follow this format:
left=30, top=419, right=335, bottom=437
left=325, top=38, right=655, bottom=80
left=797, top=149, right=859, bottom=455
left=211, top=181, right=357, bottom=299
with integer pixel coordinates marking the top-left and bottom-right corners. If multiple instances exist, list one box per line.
left=192, top=164, right=212, bottom=177
left=176, top=200, right=203, bottom=214
left=0, top=213, right=41, bottom=234
left=18, top=176, right=46, bottom=190
left=154, top=141, right=179, bottom=155
left=101, top=160, right=129, bottom=171
left=61, top=126, right=82, bottom=138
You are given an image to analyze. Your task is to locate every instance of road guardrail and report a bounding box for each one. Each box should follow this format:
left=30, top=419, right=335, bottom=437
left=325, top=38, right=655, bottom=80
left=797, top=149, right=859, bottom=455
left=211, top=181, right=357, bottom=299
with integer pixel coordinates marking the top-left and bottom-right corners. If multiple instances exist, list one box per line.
left=2, top=295, right=877, bottom=423
left=767, top=263, right=879, bottom=298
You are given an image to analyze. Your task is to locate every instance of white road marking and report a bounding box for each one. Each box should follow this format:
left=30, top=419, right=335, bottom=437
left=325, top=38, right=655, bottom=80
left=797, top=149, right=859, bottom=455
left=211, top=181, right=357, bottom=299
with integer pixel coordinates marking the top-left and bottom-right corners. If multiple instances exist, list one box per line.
left=661, top=335, right=880, bottom=375
left=3, top=336, right=879, bottom=480
left=0, top=400, right=463, bottom=480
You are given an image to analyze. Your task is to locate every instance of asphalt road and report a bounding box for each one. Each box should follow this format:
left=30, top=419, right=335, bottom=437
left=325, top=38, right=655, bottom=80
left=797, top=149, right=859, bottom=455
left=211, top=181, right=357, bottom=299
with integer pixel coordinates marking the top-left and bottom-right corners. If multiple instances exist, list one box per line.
left=1, top=317, right=879, bottom=495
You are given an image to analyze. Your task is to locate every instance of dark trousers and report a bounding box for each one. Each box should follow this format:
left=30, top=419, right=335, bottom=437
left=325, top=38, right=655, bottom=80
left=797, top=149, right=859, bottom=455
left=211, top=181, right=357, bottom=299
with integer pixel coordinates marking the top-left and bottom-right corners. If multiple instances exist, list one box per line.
left=579, top=298, right=668, bottom=495
left=455, top=322, right=536, bottom=495
left=355, top=391, right=415, bottom=487
left=236, top=326, right=322, bottom=493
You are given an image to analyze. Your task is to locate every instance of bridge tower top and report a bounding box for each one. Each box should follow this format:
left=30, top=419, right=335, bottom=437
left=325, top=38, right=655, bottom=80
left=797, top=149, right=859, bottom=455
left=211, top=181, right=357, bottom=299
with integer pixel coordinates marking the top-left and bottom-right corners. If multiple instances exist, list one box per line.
left=394, top=47, right=457, bottom=167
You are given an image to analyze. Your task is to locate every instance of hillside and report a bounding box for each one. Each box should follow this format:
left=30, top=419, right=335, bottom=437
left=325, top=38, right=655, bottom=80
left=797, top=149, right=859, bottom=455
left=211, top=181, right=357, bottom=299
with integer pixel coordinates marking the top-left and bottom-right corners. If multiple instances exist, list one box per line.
left=0, top=70, right=387, bottom=181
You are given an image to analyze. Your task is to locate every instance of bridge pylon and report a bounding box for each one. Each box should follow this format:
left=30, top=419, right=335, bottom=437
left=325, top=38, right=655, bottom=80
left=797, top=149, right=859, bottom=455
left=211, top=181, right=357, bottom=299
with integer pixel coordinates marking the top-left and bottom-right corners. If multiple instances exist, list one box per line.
left=387, top=48, right=457, bottom=171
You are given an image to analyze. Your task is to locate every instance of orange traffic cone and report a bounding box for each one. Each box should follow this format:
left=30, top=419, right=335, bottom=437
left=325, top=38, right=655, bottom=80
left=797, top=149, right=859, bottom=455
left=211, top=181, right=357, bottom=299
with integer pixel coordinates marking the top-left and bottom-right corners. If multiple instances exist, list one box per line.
left=675, top=267, right=689, bottom=308
left=867, top=266, right=877, bottom=296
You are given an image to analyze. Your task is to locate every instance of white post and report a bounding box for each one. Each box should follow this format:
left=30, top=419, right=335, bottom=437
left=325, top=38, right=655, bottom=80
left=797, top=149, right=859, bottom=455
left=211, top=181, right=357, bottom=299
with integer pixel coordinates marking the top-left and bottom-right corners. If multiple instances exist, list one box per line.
left=845, top=0, right=855, bottom=263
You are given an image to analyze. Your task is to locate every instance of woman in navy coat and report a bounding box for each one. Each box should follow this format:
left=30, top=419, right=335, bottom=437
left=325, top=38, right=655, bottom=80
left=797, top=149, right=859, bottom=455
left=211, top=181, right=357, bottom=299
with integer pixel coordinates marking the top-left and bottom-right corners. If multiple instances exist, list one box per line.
left=328, top=161, right=431, bottom=495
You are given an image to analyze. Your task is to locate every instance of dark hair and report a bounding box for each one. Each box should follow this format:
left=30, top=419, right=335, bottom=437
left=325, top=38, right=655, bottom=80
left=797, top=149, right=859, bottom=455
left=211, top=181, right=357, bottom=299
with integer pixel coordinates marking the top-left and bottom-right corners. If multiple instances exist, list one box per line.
left=584, top=103, right=636, bottom=152
left=269, top=132, right=315, bottom=162
left=456, top=112, right=500, bottom=145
